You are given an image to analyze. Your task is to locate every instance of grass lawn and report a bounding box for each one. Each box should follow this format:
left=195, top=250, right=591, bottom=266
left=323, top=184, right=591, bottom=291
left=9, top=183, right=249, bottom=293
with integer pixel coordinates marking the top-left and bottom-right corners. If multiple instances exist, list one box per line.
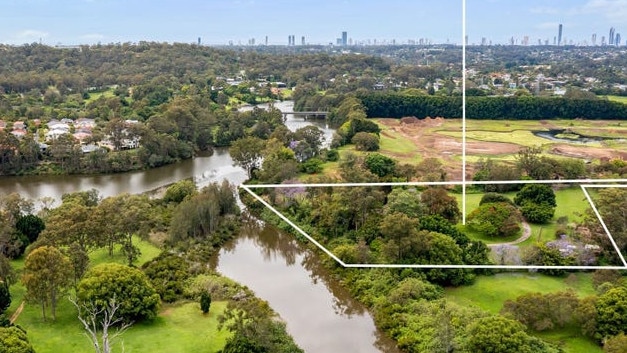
left=445, top=272, right=600, bottom=353
left=6, top=237, right=231, bottom=353
left=84, top=88, right=116, bottom=103
left=604, top=95, right=627, bottom=104
left=10, top=288, right=230, bottom=353
left=455, top=187, right=591, bottom=247
left=376, top=122, right=423, bottom=164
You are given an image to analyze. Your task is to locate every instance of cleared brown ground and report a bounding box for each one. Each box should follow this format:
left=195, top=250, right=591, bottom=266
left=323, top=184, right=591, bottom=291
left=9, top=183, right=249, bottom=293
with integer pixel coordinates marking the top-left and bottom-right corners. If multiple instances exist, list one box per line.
left=378, top=118, right=626, bottom=180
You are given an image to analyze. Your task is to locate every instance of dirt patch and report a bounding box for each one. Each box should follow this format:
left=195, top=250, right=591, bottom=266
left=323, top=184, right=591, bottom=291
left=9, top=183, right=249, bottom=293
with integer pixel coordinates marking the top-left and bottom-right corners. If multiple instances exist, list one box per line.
left=379, top=118, right=522, bottom=179
left=377, top=118, right=626, bottom=180
left=550, top=144, right=627, bottom=161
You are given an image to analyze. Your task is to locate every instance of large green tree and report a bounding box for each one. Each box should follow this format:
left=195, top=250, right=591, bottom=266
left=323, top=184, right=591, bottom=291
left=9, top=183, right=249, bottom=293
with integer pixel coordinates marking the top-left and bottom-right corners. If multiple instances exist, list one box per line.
left=77, top=263, right=160, bottom=323
left=22, top=246, right=73, bottom=320
left=595, top=286, right=627, bottom=341
left=229, top=136, right=266, bottom=179
left=464, top=316, right=558, bottom=353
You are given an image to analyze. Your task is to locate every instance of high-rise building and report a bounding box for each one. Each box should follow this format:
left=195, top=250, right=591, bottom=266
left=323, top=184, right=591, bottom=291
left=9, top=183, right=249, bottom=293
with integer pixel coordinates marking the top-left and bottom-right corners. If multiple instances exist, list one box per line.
left=301, top=36, right=305, bottom=45
left=265, top=36, right=268, bottom=46
left=342, top=31, right=347, bottom=46
left=610, top=27, right=616, bottom=45
left=616, top=33, right=621, bottom=46
left=558, top=24, right=563, bottom=46
left=592, top=33, right=597, bottom=46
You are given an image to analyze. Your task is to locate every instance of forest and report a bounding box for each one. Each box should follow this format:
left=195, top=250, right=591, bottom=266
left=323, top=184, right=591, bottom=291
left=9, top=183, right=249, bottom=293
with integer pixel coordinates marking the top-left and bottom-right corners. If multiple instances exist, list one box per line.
left=1, top=42, right=627, bottom=353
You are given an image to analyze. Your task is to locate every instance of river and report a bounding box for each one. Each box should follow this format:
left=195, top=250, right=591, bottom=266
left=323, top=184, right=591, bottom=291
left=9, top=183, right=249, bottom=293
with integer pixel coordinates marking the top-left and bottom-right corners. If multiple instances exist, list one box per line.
left=0, top=102, right=398, bottom=353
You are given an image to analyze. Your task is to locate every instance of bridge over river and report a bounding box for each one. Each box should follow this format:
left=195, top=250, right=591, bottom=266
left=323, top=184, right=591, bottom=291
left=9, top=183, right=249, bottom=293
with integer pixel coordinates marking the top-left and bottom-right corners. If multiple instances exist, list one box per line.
left=281, top=110, right=329, bottom=118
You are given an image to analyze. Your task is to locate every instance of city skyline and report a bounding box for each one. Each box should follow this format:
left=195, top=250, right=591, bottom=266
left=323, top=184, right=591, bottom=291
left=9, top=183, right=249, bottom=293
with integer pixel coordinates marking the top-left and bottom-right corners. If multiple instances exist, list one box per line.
left=2, top=0, right=627, bottom=46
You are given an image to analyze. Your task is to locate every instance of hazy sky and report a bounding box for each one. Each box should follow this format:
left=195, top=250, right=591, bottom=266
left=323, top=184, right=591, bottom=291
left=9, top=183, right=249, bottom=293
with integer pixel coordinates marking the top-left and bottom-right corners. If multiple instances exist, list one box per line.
left=1, top=0, right=626, bottom=46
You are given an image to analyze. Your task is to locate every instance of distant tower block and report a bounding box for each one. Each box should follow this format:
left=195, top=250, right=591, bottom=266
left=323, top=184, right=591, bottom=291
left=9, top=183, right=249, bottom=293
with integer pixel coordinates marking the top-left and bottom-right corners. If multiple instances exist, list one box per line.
left=197, top=37, right=201, bottom=45
left=610, top=27, right=615, bottom=45
left=301, top=36, right=305, bottom=45
left=265, top=36, right=268, bottom=46
left=558, top=23, right=563, bottom=46
left=342, top=31, right=347, bottom=46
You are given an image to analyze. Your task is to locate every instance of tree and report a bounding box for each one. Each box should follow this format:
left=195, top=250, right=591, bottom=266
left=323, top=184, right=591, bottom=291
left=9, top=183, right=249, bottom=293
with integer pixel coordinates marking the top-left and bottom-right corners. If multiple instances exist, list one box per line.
left=351, top=132, right=379, bottom=151
left=464, top=316, right=557, bottom=353
left=15, top=215, right=45, bottom=244
left=0, top=254, right=15, bottom=291
left=163, top=179, right=197, bottom=204
left=420, top=188, right=461, bottom=223
left=200, top=292, right=212, bottom=314
left=384, top=187, right=423, bottom=218
left=93, top=194, right=151, bottom=265
left=595, top=286, right=627, bottom=341
left=501, top=290, right=579, bottom=331
left=142, top=253, right=190, bottom=303
left=522, top=243, right=572, bottom=276
left=0, top=285, right=9, bottom=315
left=70, top=296, right=133, bottom=353
left=514, top=184, right=557, bottom=207
left=77, top=263, right=160, bottom=323
left=364, top=153, right=396, bottom=178
left=229, top=136, right=265, bottom=179
left=22, top=246, right=73, bottom=320
left=39, top=195, right=96, bottom=253
left=467, top=202, right=522, bottom=238
left=0, top=326, right=36, bottom=353
left=515, top=184, right=556, bottom=224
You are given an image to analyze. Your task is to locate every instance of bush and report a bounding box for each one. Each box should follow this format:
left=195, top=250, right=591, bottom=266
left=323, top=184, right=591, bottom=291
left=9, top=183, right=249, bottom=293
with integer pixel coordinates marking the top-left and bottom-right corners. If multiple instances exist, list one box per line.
left=200, top=291, right=212, bottom=314
left=142, top=253, right=190, bottom=303
left=77, top=263, right=160, bottom=323
left=520, top=201, right=555, bottom=224
left=351, top=132, right=379, bottom=151
left=364, top=153, right=396, bottom=177
left=479, top=192, right=514, bottom=206
left=467, top=202, right=522, bottom=238
left=298, top=158, right=323, bottom=174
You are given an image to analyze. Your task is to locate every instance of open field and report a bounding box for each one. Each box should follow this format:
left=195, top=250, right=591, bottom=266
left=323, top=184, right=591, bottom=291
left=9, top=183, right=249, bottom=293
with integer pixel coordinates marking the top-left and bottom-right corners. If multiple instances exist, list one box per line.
left=456, top=187, right=593, bottom=247
left=375, top=118, right=627, bottom=180
left=5, top=238, right=231, bottom=353
left=445, top=272, right=601, bottom=353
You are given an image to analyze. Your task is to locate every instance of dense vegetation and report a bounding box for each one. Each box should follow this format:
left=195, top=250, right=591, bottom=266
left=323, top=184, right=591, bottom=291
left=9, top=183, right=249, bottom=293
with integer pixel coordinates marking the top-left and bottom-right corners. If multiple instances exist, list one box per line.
left=358, top=92, right=627, bottom=120
left=0, top=182, right=303, bottom=353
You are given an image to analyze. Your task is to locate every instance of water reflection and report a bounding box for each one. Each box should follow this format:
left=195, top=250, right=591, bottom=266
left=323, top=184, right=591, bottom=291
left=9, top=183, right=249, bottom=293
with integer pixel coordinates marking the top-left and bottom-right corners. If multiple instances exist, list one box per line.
left=213, top=219, right=400, bottom=353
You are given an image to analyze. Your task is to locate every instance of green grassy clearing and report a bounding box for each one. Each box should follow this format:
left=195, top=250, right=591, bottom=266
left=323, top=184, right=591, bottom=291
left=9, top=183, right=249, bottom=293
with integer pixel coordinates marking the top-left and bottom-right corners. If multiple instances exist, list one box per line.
left=83, top=88, right=116, bottom=104
left=604, top=95, right=627, bottom=104
left=376, top=122, right=422, bottom=164
left=445, top=272, right=600, bottom=353
left=445, top=272, right=595, bottom=313
left=454, top=187, right=591, bottom=247
left=6, top=237, right=231, bottom=353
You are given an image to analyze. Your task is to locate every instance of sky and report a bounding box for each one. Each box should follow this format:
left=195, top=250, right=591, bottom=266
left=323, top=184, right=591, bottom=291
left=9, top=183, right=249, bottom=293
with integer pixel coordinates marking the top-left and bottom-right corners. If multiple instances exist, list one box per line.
left=1, top=0, right=626, bottom=46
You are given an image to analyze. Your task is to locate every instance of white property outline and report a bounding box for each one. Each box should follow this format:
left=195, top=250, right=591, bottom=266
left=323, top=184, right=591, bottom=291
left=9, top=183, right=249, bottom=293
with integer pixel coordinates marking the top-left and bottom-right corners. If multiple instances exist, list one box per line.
left=239, top=0, right=627, bottom=270
left=241, top=180, right=627, bottom=270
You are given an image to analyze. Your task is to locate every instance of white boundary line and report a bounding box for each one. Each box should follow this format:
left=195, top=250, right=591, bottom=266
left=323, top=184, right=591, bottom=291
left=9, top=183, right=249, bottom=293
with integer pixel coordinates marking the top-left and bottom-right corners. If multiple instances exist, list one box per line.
left=240, top=0, right=627, bottom=270
left=241, top=181, right=627, bottom=270
left=462, top=0, right=467, bottom=225
left=244, top=179, right=627, bottom=188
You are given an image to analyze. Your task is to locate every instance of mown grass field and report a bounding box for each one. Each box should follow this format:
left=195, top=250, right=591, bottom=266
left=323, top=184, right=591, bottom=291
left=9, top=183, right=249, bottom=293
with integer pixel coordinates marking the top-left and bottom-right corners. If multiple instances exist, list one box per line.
left=455, top=187, right=591, bottom=246
left=445, top=272, right=601, bottom=353
left=6, top=238, right=231, bottom=353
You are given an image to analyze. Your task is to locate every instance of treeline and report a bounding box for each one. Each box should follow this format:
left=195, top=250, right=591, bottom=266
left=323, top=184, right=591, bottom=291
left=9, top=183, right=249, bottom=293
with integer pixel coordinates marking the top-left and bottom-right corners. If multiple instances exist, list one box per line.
left=358, top=92, right=627, bottom=119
